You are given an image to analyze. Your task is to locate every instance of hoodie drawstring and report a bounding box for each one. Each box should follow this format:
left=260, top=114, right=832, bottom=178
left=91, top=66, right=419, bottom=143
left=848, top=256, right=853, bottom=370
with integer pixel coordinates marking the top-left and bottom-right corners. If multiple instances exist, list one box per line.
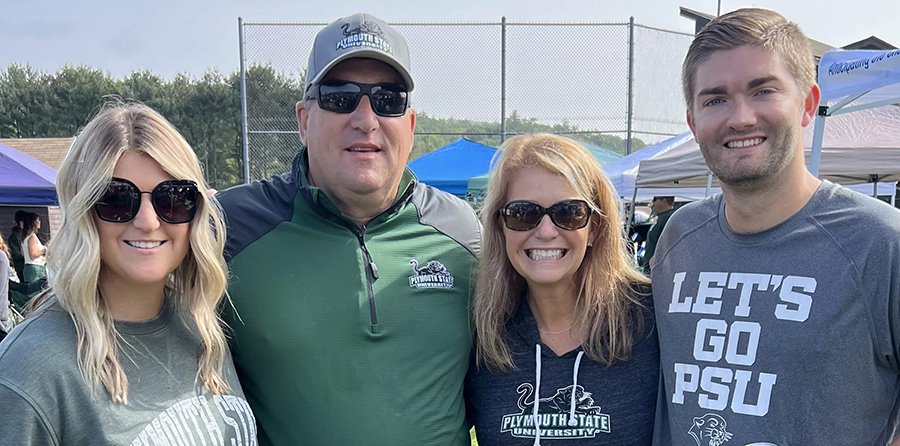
left=569, top=351, right=585, bottom=426
left=532, top=346, right=586, bottom=445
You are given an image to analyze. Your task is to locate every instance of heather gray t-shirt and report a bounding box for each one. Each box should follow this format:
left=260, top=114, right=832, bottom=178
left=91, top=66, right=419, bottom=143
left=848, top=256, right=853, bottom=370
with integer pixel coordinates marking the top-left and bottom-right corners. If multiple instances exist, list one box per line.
left=0, top=294, right=257, bottom=445
left=652, top=181, right=900, bottom=446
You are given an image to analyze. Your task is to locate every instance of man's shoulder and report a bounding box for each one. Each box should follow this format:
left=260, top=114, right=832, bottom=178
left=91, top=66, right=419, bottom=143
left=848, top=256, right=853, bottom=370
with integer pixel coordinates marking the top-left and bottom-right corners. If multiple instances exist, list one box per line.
left=218, top=172, right=298, bottom=260
left=664, top=196, right=719, bottom=232
left=813, top=183, right=900, bottom=235
left=408, top=183, right=481, bottom=258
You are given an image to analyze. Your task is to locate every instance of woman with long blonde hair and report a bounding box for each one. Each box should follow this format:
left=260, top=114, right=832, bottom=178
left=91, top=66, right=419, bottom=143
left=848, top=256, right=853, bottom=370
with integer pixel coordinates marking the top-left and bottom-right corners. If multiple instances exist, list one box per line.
left=0, top=103, right=256, bottom=444
left=466, top=134, right=658, bottom=445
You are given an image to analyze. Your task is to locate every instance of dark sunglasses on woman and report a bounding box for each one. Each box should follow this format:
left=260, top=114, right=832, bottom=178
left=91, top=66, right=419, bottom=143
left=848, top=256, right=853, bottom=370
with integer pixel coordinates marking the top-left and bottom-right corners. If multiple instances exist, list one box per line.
left=305, top=80, right=409, bottom=117
left=500, top=199, right=592, bottom=231
left=95, top=177, right=199, bottom=224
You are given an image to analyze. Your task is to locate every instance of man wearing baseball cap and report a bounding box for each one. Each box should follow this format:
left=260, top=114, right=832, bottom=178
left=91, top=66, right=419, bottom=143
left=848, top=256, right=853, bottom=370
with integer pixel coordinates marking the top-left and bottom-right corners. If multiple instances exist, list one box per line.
left=218, top=13, right=480, bottom=446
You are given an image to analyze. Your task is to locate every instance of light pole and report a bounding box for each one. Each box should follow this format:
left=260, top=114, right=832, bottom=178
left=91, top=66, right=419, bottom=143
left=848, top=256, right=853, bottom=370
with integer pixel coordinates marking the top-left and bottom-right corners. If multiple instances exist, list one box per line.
left=717, top=0, right=722, bottom=16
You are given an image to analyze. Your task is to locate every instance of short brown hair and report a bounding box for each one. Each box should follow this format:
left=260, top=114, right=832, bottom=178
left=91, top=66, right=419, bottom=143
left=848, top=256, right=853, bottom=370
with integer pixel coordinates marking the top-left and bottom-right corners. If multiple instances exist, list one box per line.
left=682, top=8, right=816, bottom=109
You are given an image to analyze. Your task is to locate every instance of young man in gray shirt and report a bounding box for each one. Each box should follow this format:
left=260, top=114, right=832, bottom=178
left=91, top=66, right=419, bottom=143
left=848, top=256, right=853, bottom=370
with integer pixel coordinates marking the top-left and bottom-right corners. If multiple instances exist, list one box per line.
left=652, top=8, right=900, bottom=446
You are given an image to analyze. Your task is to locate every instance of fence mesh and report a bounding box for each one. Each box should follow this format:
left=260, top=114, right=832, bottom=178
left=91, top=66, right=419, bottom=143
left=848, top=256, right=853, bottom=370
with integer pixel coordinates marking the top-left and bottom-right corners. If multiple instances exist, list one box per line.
left=240, top=20, right=693, bottom=181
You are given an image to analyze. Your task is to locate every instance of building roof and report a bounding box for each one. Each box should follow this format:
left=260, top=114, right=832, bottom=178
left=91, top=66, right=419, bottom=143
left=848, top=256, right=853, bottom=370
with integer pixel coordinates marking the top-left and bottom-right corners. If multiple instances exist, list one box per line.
left=843, top=36, right=896, bottom=50
left=0, top=138, right=74, bottom=171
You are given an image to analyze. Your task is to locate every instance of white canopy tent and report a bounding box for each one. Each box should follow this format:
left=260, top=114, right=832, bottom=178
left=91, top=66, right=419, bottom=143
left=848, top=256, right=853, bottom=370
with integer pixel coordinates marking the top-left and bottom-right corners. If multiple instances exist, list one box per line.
left=811, top=49, right=900, bottom=175
left=634, top=103, right=900, bottom=196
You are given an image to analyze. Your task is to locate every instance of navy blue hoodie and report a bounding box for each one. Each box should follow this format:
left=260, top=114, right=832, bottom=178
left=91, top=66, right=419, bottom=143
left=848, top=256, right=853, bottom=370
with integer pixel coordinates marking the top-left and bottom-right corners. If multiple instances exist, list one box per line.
left=466, top=286, right=658, bottom=445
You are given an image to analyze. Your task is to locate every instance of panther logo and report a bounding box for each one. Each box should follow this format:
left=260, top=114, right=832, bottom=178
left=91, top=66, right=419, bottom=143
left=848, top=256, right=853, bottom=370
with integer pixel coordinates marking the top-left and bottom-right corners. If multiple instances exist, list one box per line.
left=341, top=20, right=384, bottom=37
left=409, top=259, right=449, bottom=276
left=688, top=413, right=733, bottom=446
left=516, top=383, right=602, bottom=415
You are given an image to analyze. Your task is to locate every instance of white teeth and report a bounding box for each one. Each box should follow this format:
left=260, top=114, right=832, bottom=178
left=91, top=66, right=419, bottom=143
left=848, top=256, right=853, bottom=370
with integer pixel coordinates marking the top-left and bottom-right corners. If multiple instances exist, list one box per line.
left=726, top=138, right=764, bottom=148
left=527, top=249, right=565, bottom=260
left=127, top=241, right=163, bottom=249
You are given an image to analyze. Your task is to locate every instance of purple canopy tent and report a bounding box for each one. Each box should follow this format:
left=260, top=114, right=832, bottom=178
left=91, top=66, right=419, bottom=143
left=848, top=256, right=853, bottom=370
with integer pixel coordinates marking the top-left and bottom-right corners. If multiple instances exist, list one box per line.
left=0, top=142, right=58, bottom=205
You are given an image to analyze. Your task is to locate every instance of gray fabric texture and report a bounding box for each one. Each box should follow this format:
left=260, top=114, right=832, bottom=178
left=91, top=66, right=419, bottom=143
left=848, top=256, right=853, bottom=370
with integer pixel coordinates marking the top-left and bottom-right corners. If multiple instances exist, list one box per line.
left=652, top=180, right=900, bottom=446
left=0, top=295, right=257, bottom=445
left=0, top=251, right=11, bottom=333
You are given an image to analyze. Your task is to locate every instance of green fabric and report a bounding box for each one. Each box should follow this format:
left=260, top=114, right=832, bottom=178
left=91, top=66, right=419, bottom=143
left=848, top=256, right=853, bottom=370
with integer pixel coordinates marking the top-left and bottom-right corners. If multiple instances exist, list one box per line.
left=23, top=263, right=45, bottom=282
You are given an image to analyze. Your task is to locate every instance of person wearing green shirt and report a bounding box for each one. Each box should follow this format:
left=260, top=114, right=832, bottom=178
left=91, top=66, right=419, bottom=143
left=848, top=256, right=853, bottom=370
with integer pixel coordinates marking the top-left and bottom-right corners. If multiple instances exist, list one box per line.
left=217, top=13, right=481, bottom=446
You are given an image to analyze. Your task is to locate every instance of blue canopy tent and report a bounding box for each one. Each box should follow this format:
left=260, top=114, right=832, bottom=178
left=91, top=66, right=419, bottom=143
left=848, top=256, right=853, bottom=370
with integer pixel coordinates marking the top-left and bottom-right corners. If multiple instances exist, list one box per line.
left=408, top=138, right=497, bottom=196
left=0, top=142, right=58, bottom=205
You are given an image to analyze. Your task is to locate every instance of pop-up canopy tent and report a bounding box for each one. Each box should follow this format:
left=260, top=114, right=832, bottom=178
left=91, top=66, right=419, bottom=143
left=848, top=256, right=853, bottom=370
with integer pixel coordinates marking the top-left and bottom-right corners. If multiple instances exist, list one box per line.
left=0, top=142, right=58, bottom=205
left=811, top=49, right=900, bottom=175
left=634, top=103, right=900, bottom=192
left=407, top=138, right=497, bottom=196
left=602, top=132, right=696, bottom=201
left=465, top=141, right=623, bottom=203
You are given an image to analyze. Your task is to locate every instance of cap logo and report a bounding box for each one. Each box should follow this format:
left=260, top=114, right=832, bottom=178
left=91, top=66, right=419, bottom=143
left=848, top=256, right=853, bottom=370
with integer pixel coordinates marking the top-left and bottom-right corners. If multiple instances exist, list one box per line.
left=336, top=20, right=393, bottom=55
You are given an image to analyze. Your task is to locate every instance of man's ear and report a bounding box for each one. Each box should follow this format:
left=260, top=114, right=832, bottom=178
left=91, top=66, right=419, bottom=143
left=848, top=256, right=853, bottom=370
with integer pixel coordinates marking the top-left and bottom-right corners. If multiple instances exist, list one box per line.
left=408, top=108, right=416, bottom=147
left=297, top=101, right=309, bottom=146
left=801, top=84, right=821, bottom=127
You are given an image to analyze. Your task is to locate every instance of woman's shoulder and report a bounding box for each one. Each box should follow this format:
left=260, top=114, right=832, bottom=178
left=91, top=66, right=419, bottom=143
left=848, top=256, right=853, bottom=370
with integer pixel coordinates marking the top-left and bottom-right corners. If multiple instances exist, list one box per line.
left=0, top=298, right=79, bottom=384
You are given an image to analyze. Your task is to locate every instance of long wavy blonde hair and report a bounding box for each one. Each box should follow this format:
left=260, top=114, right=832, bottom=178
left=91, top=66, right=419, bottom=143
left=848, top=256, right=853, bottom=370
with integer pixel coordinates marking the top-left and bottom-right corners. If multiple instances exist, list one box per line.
left=48, top=103, right=231, bottom=403
left=474, top=133, right=650, bottom=373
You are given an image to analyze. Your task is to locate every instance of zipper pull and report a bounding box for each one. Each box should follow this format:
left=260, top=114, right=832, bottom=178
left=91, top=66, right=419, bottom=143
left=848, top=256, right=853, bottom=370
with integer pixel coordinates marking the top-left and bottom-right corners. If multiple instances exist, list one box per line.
left=370, top=261, right=379, bottom=280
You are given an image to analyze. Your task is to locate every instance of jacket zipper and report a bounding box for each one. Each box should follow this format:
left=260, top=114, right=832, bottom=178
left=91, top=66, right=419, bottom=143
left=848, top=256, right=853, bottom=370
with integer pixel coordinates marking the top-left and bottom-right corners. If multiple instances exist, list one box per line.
left=357, top=227, right=379, bottom=330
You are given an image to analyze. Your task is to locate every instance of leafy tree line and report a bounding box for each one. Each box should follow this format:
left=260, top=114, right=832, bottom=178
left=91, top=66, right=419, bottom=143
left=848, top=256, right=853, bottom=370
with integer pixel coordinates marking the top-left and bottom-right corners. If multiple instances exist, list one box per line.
left=1, top=64, right=644, bottom=188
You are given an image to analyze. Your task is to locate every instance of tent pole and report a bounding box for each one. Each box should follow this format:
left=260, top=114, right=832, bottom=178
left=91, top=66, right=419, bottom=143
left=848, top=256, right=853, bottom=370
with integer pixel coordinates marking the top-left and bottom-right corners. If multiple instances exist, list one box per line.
left=809, top=106, right=828, bottom=177
left=625, top=187, right=639, bottom=263
left=705, top=172, right=713, bottom=197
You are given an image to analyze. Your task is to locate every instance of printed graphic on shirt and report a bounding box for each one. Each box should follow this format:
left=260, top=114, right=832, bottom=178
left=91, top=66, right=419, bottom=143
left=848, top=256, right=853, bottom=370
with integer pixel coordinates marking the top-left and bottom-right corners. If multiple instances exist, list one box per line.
left=130, top=394, right=257, bottom=446
left=666, top=271, right=814, bottom=418
left=500, top=383, right=611, bottom=439
left=688, top=413, right=733, bottom=446
left=408, top=259, right=454, bottom=289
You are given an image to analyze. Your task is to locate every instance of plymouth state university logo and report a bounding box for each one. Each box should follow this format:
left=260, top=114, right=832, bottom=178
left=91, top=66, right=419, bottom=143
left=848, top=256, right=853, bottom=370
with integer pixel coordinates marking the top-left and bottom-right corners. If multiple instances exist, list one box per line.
left=335, top=19, right=393, bottom=54
left=500, top=383, right=610, bottom=439
left=408, top=259, right=454, bottom=289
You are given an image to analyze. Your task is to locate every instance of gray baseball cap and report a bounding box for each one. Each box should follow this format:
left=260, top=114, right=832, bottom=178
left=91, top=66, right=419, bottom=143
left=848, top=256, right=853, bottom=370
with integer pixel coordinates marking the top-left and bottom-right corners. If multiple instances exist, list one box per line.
left=305, top=13, right=414, bottom=93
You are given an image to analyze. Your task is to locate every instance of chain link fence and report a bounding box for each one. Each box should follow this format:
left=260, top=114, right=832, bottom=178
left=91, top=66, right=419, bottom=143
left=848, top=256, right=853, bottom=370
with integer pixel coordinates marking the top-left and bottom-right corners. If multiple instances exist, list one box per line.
left=239, top=19, right=693, bottom=181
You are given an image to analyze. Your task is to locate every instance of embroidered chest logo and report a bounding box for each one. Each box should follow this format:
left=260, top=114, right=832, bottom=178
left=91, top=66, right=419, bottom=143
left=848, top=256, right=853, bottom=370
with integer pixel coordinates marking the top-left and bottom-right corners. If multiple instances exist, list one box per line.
left=408, top=259, right=454, bottom=289
left=335, top=20, right=393, bottom=54
left=500, top=383, right=610, bottom=439
left=688, top=413, right=733, bottom=446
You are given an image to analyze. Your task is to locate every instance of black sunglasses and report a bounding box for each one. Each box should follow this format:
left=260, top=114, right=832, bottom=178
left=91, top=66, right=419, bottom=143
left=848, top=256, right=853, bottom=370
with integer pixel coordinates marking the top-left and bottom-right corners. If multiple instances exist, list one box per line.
left=306, top=80, right=409, bottom=117
left=500, top=199, right=593, bottom=231
left=95, top=177, right=199, bottom=224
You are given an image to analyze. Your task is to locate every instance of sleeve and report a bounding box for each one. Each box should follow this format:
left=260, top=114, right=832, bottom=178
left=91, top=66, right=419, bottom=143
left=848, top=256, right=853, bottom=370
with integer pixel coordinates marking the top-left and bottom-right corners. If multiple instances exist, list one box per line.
left=0, top=383, right=59, bottom=446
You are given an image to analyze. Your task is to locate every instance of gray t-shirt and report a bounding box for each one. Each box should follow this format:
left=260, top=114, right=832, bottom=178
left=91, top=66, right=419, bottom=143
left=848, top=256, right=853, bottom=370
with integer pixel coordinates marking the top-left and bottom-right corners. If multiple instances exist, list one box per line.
left=652, top=181, right=900, bottom=446
left=0, top=294, right=257, bottom=445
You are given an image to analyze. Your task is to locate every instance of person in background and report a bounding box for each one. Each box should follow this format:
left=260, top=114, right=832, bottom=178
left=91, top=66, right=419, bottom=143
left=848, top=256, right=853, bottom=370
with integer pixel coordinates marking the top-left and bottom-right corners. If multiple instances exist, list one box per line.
left=20, top=212, right=47, bottom=283
left=639, top=195, right=675, bottom=274
left=0, top=103, right=256, bottom=444
left=0, top=236, right=13, bottom=341
left=8, top=210, right=26, bottom=283
left=652, top=8, right=900, bottom=445
left=217, top=12, right=480, bottom=446
left=466, top=133, right=658, bottom=445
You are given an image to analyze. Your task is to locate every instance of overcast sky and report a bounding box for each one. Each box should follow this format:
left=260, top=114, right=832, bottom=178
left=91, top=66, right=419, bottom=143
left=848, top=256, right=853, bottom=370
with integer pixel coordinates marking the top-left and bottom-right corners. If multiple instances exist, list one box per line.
left=2, top=0, right=898, bottom=79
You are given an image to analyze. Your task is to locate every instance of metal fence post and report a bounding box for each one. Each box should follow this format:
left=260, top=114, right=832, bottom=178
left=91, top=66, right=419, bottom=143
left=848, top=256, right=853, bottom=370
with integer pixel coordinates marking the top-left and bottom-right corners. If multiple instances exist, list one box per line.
left=500, top=16, right=507, bottom=144
left=238, top=17, right=250, bottom=184
left=626, top=16, right=635, bottom=155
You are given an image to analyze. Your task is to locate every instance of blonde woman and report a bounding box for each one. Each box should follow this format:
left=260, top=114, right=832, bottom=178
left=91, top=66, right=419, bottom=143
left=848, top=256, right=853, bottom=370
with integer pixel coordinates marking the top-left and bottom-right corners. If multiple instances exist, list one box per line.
left=0, top=104, right=257, bottom=444
left=466, top=134, right=658, bottom=445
